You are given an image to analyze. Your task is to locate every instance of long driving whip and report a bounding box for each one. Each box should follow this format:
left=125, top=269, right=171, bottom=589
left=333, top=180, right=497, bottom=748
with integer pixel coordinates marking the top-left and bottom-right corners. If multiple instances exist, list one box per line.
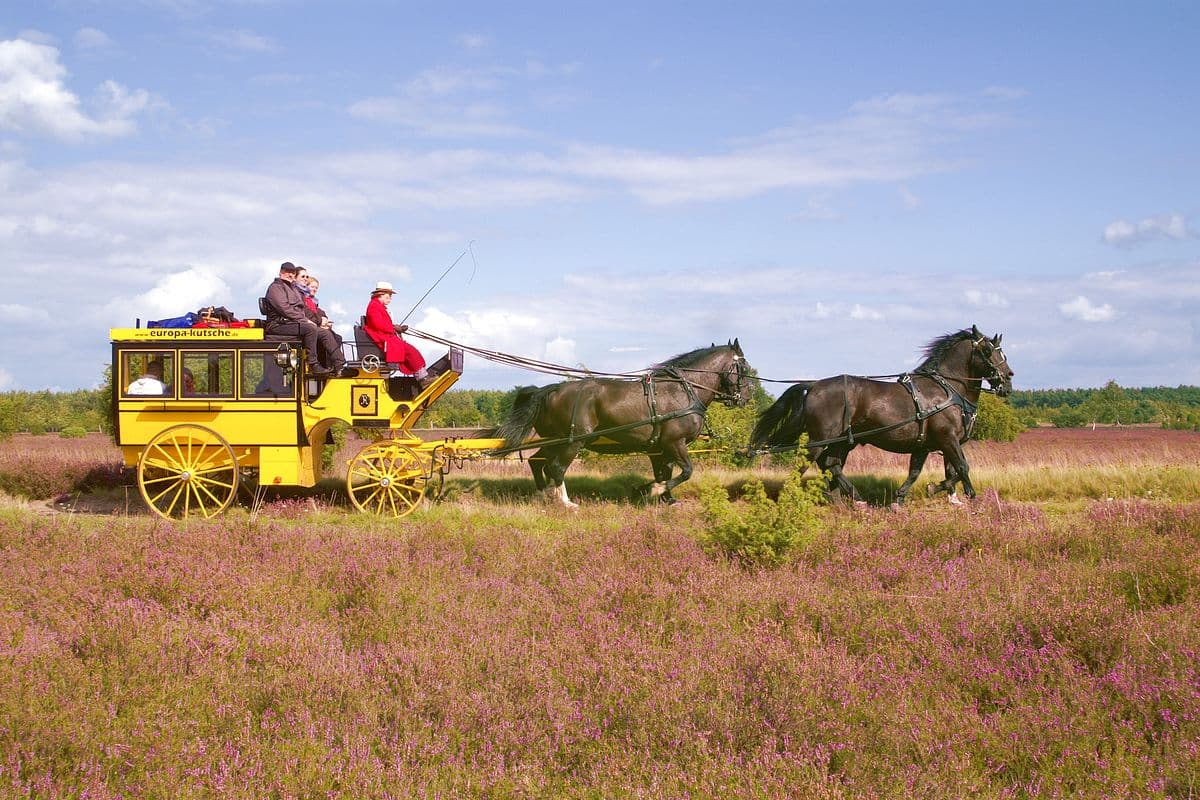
left=397, top=241, right=477, bottom=325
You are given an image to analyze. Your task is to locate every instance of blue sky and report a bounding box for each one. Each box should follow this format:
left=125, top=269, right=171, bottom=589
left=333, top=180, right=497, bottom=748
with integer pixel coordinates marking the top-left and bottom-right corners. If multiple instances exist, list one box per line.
left=1, top=1, right=1197, bottom=393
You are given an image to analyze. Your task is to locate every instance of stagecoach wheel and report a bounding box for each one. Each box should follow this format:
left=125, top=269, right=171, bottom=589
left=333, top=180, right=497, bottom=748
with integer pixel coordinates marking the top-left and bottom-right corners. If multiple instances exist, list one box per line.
left=346, top=443, right=429, bottom=517
left=137, top=424, right=240, bottom=520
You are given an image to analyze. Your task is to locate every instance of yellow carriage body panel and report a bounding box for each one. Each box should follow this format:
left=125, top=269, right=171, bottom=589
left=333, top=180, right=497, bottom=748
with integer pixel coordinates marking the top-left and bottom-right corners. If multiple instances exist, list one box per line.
left=111, top=328, right=466, bottom=491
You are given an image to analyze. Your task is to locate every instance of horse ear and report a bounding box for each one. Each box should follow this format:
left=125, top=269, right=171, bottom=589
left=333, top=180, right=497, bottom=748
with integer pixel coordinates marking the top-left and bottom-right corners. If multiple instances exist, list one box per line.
left=971, top=324, right=980, bottom=337
left=733, top=337, right=740, bottom=350
left=993, top=334, right=1001, bottom=345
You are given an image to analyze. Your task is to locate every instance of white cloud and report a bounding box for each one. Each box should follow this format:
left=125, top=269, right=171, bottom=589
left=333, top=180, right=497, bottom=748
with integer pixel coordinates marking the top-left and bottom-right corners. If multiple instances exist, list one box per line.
left=104, top=268, right=232, bottom=322
left=0, top=302, right=52, bottom=324
left=210, top=29, right=280, bottom=54
left=899, top=185, right=921, bottom=210
left=794, top=194, right=839, bottom=221
left=849, top=304, right=884, bottom=321
left=74, top=28, right=113, bottom=52
left=554, top=91, right=1011, bottom=204
left=348, top=61, right=574, bottom=138
left=16, top=30, right=56, bottom=46
left=1102, top=213, right=1192, bottom=247
left=347, top=96, right=525, bottom=138
left=94, top=80, right=151, bottom=119
left=0, top=38, right=148, bottom=140
left=1059, top=295, right=1116, bottom=322
left=457, top=33, right=489, bottom=50
left=982, top=86, right=1028, bottom=100
left=964, top=289, right=1009, bottom=308
left=544, top=336, right=577, bottom=365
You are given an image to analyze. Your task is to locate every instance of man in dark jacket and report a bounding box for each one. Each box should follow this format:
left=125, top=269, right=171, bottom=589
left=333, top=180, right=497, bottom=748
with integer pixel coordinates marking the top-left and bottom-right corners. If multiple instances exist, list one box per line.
left=264, top=262, right=345, bottom=377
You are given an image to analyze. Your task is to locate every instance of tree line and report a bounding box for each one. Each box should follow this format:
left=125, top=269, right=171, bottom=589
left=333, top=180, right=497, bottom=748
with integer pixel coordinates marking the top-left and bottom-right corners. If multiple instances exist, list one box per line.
left=1008, top=382, right=1200, bottom=430
left=1, top=378, right=1197, bottom=442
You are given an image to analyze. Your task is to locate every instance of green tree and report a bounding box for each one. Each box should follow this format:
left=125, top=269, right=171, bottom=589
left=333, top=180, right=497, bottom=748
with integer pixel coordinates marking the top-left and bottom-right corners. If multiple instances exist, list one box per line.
left=1050, top=404, right=1087, bottom=428
left=971, top=393, right=1025, bottom=442
left=422, top=392, right=485, bottom=427
left=1079, top=380, right=1137, bottom=425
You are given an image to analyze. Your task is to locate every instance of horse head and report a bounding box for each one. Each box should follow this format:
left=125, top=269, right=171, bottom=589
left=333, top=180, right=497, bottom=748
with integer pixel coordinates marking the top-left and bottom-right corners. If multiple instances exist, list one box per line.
left=718, top=338, right=752, bottom=407
left=969, top=325, right=1014, bottom=397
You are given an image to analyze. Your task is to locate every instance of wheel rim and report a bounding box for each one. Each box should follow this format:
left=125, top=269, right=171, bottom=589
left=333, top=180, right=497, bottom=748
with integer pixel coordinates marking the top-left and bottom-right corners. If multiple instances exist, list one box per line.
left=346, top=443, right=428, bottom=517
left=137, top=424, right=240, bottom=520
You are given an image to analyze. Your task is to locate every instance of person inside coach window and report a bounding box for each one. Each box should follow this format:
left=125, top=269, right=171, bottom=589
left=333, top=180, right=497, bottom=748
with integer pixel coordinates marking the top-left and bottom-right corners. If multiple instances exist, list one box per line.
left=127, top=359, right=166, bottom=395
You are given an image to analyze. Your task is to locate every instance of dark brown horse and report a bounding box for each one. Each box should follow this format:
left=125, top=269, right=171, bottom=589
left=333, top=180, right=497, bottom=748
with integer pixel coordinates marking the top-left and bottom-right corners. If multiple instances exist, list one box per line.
left=750, top=326, right=1013, bottom=505
left=496, top=341, right=751, bottom=507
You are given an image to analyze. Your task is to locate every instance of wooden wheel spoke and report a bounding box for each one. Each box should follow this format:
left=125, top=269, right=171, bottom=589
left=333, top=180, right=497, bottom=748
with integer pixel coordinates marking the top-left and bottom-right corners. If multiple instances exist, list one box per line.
left=162, top=483, right=186, bottom=517
left=192, top=477, right=233, bottom=508
left=357, top=485, right=385, bottom=508
left=346, top=444, right=428, bottom=517
left=142, top=472, right=184, bottom=488
left=138, top=425, right=238, bottom=520
left=190, top=470, right=235, bottom=489
left=143, top=453, right=185, bottom=472
left=149, top=480, right=184, bottom=509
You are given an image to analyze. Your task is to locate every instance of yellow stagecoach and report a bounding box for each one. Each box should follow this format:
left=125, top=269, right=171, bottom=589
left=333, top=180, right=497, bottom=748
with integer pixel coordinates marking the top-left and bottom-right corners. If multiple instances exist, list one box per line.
left=111, top=325, right=505, bottom=520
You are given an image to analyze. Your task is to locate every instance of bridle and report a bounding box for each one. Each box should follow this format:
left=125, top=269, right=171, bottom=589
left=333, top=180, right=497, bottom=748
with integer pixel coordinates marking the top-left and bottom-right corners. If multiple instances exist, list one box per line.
left=970, top=333, right=1010, bottom=390
left=670, top=350, right=749, bottom=408
left=715, top=353, right=749, bottom=407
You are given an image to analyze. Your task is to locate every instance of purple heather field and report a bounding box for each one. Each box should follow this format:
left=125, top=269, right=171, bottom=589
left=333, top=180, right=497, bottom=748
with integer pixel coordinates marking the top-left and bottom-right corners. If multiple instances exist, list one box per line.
left=0, top=429, right=1198, bottom=798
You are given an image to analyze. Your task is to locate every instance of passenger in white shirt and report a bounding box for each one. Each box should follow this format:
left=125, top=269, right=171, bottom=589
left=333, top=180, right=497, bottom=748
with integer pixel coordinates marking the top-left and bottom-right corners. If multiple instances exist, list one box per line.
left=127, top=360, right=167, bottom=395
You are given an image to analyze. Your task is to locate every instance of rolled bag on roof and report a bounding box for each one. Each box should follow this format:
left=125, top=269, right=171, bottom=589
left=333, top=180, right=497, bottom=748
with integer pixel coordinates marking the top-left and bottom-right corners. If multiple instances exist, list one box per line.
left=147, top=312, right=199, bottom=329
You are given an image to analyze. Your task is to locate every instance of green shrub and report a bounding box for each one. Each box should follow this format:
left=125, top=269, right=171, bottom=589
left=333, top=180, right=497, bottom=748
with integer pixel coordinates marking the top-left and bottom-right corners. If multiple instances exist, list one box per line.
left=699, top=402, right=759, bottom=468
left=1050, top=405, right=1087, bottom=428
left=59, top=426, right=88, bottom=439
left=698, top=449, right=826, bottom=567
left=972, top=393, right=1025, bottom=442
left=321, top=421, right=351, bottom=473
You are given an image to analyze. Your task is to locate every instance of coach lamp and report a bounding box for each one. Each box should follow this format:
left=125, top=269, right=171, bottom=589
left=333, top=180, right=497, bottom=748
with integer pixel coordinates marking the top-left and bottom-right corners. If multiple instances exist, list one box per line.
left=274, top=342, right=299, bottom=372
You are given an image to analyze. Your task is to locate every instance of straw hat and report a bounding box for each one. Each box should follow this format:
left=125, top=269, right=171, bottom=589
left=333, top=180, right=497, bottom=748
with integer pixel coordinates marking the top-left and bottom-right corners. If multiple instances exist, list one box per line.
left=372, top=281, right=396, bottom=294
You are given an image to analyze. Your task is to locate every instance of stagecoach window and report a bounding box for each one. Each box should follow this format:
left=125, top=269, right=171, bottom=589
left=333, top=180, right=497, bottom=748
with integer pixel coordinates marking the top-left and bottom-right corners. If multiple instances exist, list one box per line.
left=181, top=352, right=235, bottom=398
left=241, top=350, right=294, bottom=398
left=121, top=351, right=174, bottom=397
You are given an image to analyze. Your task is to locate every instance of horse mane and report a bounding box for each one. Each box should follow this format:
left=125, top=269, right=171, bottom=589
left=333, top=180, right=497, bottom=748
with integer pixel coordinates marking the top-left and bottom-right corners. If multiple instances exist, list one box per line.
left=915, top=329, right=974, bottom=372
left=655, top=343, right=728, bottom=373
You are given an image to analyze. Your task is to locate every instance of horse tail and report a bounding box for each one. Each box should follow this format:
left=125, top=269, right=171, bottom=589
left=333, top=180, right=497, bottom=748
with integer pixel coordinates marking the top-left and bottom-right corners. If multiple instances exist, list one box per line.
left=750, top=381, right=815, bottom=452
left=496, top=385, right=549, bottom=449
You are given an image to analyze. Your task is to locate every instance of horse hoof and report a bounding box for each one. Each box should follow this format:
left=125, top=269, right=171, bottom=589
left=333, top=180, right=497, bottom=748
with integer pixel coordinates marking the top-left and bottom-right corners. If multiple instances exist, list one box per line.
left=648, top=482, right=668, bottom=499
left=925, top=484, right=938, bottom=498
left=948, top=492, right=963, bottom=506
left=889, top=502, right=902, bottom=512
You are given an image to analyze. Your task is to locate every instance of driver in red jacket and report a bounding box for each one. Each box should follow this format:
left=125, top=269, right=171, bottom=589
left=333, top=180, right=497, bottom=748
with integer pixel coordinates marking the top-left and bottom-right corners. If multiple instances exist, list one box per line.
left=363, top=281, right=428, bottom=378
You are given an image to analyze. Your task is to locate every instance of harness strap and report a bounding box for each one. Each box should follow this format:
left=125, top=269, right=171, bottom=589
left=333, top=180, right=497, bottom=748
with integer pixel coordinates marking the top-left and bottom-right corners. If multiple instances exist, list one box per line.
left=643, top=373, right=660, bottom=448
left=842, top=374, right=854, bottom=446
left=898, top=373, right=928, bottom=446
